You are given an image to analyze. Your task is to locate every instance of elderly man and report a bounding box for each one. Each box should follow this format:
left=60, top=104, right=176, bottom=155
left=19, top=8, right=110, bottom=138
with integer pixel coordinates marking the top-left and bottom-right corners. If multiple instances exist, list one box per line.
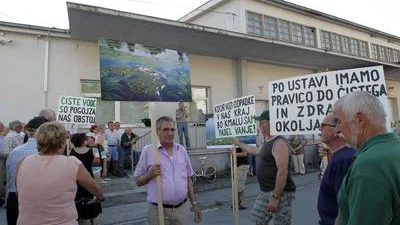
left=135, top=116, right=201, bottom=225
left=6, top=117, right=48, bottom=225
left=175, top=101, right=190, bottom=148
left=38, top=108, right=56, bottom=121
left=105, top=121, right=120, bottom=176
left=334, top=91, right=400, bottom=225
left=233, top=110, right=296, bottom=225
left=119, top=126, right=138, bottom=177
left=317, top=113, right=356, bottom=225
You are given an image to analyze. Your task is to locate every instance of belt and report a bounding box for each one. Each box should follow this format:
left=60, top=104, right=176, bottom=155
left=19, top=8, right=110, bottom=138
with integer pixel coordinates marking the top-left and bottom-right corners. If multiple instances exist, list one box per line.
left=108, top=145, right=117, bottom=147
left=151, top=199, right=187, bottom=209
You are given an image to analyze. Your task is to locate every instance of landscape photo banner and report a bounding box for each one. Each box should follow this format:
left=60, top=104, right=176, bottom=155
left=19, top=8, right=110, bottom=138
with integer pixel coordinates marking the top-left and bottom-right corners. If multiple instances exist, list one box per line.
left=214, top=94, right=257, bottom=138
left=99, top=38, right=192, bottom=102
left=57, top=96, right=97, bottom=125
left=268, top=66, right=389, bottom=135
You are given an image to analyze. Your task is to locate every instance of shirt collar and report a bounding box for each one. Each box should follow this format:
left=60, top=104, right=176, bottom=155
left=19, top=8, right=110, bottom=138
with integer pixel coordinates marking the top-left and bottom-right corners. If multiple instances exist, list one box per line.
left=157, top=142, right=180, bottom=151
left=357, top=132, right=398, bottom=156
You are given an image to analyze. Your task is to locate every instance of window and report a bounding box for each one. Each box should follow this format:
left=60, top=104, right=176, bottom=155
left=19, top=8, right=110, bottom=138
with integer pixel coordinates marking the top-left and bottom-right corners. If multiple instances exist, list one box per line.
left=321, top=31, right=331, bottom=49
left=190, top=87, right=209, bottom=122
left=331, top=33, right=341, bottom=52
left=278, top=20, right=290, bottom=41
left=263, top=16, right=277, bottom=39
left=304, top=26, right=315, bottom=46
left=371, top=44, right=379, bottom=60
left=81, top=80, right=115, bottom=125
left=247, top=12, right=262, bottom=36
left=379, top=46, right=387, bottom=61
left=291, top=23, right=303, bottom=44
left=359, top=41, right=369, bottom=58
left=342, top=36, right=350, bottom=54
left=394, top=49, right=399, bottom=62
left=350, top=38, right=359, bottom=56
left=387, top=48, right=393, bottom=62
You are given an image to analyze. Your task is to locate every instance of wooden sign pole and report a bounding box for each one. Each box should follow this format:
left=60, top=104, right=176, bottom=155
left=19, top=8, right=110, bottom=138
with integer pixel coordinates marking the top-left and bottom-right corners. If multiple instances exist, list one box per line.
left=231, top=145, right=240, bottom=225
left=149, top=102, right=165, bottom=225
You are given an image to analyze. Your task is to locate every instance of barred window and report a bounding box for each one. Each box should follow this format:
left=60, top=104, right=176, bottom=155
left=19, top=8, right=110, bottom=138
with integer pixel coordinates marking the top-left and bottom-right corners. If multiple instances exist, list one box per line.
left=304, top=26, right=315, bottom=46
left=350, top=38, right=359, bottom=56
left=321, top=31, right=331, bottom=49
left=359, top=41, right=369, bottom=58
left=291, top=23, right=303, bottom=44
left=278, top=20, right=290, bottom=41
left=247, top=12, right=262, bottom=36
left=371, top=44, right=379, bottom=60
left=387, top=48, right=393, bottom=62
left=393, top=50, right=399, bottom=62
left=331, top=33, right=341, bottom=52
left=379, top=46, right=387, bottom=61
left=342, top=36, right=350, bottom=54
left=263, top=16, right=277, bottom=39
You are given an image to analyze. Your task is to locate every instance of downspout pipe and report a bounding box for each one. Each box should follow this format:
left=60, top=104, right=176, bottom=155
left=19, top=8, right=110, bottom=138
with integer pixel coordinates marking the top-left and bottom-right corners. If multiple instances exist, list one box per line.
left=43, top=28, right=52, bottom=108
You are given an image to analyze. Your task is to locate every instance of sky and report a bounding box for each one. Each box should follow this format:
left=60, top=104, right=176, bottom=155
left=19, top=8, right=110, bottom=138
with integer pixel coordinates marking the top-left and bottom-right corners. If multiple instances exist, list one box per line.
left=0, top=0, right=399, bottom=37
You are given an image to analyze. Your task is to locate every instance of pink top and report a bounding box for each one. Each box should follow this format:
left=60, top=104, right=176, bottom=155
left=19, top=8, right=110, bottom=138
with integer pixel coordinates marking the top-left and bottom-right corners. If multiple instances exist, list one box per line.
left=134, top=142, right=194, bottom=205
left=16, top=154, right=82, bottom=225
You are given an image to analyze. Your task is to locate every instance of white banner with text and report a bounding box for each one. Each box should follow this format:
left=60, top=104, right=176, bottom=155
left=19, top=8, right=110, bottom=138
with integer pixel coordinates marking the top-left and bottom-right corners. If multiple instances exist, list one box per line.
left=57, top=96, right=97, bottom=124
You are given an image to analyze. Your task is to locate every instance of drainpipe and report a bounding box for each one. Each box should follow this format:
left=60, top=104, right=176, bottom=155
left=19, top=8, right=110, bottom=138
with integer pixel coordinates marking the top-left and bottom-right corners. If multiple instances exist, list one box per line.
left=43, top=28, right=51, bottom=108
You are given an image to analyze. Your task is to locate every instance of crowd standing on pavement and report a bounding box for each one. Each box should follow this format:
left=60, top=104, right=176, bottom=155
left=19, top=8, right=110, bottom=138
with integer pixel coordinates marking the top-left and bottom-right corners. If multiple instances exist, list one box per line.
left=2, top=90, right=400, bottom=225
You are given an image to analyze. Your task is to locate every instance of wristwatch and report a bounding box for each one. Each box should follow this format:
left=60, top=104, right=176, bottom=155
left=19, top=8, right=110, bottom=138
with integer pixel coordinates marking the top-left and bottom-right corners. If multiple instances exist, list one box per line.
left=272, top=193, right=280, bottom=200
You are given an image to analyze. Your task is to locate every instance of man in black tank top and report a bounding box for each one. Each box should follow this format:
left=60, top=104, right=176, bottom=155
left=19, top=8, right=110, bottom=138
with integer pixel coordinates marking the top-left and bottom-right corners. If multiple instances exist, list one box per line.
left=233, top=110, right=296, bottom=225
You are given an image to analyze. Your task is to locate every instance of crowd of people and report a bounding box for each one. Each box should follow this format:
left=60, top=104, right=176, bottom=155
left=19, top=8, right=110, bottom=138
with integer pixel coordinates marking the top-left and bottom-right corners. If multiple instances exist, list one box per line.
left=1, top=90, right=400, bottom=225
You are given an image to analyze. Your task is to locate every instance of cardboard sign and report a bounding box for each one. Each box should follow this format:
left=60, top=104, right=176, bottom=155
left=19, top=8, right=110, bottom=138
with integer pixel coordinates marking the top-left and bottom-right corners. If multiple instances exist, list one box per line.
left=268, top=66, right=389, bottom=135
left=214, top=95, right=257, bottom=138
left=57, top=96, right=97, bottom=124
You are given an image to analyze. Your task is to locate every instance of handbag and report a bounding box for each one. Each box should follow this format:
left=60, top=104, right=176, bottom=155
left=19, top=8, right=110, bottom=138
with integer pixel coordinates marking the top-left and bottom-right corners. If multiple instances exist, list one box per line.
left=75, top=198, right=102, bottom=219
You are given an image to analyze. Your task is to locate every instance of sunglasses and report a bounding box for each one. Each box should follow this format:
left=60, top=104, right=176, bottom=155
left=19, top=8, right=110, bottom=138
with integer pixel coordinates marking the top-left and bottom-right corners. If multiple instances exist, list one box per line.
left=320, top=123, right=336, bottom=128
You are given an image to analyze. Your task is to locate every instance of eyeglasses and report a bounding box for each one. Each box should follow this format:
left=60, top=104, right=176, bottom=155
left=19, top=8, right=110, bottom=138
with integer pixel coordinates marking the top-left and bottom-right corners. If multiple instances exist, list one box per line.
left=160, top=128, right=176, bottom=132
left=320, top=123, right=336, bottom=128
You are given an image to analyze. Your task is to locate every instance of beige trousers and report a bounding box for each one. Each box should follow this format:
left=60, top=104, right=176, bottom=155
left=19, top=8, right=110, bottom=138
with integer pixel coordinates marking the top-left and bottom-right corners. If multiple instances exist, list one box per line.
left=148, top=201, right=190, bottom=225
left=292, top=154, right=305, bottom=174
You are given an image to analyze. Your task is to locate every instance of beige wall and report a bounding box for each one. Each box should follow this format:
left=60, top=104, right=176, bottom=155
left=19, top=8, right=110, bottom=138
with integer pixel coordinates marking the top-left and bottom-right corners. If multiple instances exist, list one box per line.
left=190, top=0, right=241, bottom=32
left=247, top=61, right=313, bottom=100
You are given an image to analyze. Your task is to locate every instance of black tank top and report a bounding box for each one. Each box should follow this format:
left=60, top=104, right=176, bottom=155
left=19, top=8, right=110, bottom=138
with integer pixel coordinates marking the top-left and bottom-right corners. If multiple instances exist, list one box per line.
left=256, top=136, right=296, bottom=192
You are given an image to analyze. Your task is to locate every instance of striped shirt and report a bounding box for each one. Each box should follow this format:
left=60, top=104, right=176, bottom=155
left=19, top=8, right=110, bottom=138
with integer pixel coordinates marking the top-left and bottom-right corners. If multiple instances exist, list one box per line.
left=6, top=138, right=38, bottom=192
left=2, top=131, right=23, bottom=155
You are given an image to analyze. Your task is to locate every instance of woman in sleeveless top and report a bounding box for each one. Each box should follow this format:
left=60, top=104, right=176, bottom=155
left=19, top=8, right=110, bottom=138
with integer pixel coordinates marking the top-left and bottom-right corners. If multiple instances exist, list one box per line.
left=15, top=122, right=104, bottom=225
left=70, top=133, right=102, bottom=225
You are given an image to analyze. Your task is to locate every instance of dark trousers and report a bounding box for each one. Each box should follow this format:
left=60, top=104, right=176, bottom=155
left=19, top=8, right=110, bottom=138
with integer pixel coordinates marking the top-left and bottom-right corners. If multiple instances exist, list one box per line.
left=6, top=192, right=18, bottom=225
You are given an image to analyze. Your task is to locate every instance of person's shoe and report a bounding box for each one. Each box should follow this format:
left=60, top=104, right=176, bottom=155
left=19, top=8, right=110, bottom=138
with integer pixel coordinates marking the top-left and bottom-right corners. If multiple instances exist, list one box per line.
left=103, top=177, right=111, bottom=181
left=239, top=205, right=247, bottom=210
left=100, top=179, right=109, bottom=184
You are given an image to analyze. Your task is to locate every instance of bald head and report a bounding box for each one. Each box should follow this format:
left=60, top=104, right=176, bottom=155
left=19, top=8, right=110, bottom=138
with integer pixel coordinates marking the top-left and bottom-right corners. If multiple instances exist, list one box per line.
left=38, top=109, right=56, bottom=122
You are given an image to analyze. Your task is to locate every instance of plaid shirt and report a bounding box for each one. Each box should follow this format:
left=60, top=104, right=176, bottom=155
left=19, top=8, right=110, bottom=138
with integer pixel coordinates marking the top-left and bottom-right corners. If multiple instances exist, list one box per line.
left=1, top=131, right=23, bottom=155
left=6, top=138, right=38, bottom=192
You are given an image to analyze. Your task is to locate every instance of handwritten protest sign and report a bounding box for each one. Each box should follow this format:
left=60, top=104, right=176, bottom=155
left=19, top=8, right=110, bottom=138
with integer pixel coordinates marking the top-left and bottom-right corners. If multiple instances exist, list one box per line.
left=57, top=96, right=97, bottom=124
left=214, top=95, right=257, bottom=138
left=268, top=66, right=389, bottom=135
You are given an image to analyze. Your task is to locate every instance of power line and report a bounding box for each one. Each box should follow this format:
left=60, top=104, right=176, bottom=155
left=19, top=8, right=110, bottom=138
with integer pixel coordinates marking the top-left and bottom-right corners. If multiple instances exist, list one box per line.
left=0, top=11, right=21, bottom=23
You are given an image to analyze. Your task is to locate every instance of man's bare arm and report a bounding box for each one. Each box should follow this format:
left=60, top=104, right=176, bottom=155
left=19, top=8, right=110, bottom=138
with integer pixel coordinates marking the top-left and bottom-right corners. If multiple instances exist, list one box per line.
left=232, top=138, right=260, bottom=155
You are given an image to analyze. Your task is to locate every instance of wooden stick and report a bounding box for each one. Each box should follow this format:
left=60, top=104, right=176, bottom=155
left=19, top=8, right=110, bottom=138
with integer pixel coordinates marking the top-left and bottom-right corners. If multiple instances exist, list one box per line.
left=149, top=102, right=165, bottom=225
left=232, top=145, right=240, bottom=225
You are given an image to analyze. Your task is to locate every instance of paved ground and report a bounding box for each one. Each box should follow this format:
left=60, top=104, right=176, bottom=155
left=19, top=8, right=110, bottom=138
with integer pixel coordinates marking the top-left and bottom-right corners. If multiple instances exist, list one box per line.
left=0, top=172, right=321, bottom=225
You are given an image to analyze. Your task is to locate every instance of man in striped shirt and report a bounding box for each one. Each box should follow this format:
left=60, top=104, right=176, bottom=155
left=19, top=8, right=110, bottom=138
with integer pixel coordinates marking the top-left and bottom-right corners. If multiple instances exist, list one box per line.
left=5, top=117, right=48, bottom=225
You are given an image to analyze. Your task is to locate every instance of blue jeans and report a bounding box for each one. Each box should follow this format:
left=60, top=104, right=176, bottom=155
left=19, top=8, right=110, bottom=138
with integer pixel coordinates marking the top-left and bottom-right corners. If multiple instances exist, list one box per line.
left=177, top=122, right=190, bottom=148
left=118, top=146, right=131, bottom=175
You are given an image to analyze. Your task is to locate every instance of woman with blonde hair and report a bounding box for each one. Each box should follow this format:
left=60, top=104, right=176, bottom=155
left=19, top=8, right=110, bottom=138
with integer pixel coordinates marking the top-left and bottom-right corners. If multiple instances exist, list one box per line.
left=15, top=121, right=104, bottom=225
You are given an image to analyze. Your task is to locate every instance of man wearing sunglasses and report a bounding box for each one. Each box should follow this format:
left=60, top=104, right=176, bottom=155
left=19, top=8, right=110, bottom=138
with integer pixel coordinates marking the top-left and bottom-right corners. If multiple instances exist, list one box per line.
left=317, top=113, right=355, bottom=225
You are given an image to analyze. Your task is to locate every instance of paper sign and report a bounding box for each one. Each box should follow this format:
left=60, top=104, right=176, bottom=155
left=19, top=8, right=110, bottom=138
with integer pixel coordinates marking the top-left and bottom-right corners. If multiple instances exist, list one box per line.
left=268, top=66, right=389, bottom=135
left=57, top=96, right=97, bottom=124
left=214, top=95, right=257, bottom=138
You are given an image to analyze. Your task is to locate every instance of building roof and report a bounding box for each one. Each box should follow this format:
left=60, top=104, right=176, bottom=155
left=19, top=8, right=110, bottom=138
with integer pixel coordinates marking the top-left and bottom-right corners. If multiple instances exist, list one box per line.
left=66, top=2, right=400, bottom=81
left=180, top=0, right=400, bottom=43
left=0, top=21, right=69, bottom=37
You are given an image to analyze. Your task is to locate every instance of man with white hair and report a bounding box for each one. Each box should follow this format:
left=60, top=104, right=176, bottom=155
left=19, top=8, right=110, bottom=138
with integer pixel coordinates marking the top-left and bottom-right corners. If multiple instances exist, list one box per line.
left=334, top=91, right=400, bottom=225
left=317, top=113, right=356, bottom=225
left=38, top=109, right=56, bottom=122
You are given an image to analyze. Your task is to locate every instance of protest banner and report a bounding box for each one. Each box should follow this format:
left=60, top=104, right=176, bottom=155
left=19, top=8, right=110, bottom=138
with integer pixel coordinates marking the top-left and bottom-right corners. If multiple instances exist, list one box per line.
left=268, top=65, right=390, bottom=135
left=214, top=94, right=257, bottom=138
left=57, top=95, right=97, bottom=124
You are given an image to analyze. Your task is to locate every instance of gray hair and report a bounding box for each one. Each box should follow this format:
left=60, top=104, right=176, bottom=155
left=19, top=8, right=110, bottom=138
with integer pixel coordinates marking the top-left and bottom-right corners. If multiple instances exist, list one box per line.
left=9, top=120, right=22, bottom=130
left=156, top=116, right=174, bottom=129
left=334, top=91, right=386, bottom=125
left=38, top=109, right=56, bottom=121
